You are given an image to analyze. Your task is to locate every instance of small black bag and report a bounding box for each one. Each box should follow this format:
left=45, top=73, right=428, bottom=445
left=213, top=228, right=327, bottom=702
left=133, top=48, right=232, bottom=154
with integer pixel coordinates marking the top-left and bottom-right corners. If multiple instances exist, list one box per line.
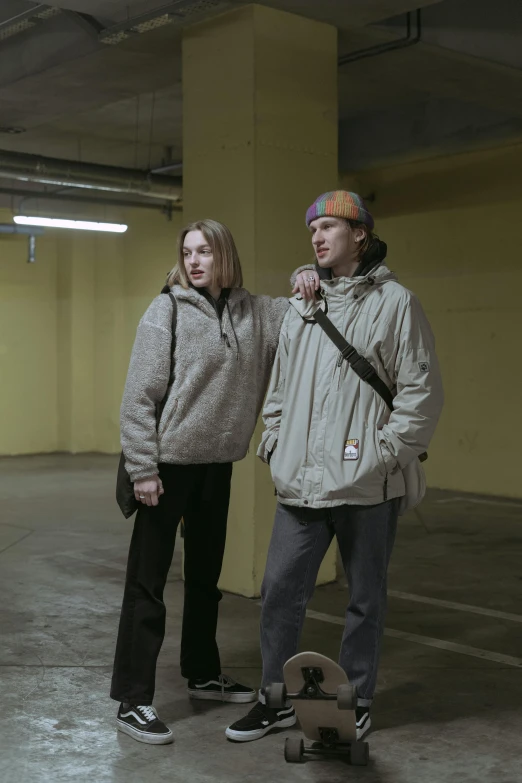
left=116, top=291, right=177, bottom=519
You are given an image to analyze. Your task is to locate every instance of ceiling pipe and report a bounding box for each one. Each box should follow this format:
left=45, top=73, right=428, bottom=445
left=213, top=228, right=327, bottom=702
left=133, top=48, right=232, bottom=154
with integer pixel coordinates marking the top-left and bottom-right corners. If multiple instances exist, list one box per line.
left=150, top=162, right=183, bottom=175
left=0, top=186, right=181, bottom=213
left=0, top=150, right=182, bottom=202
left=0, top=224, right=44, bottom=235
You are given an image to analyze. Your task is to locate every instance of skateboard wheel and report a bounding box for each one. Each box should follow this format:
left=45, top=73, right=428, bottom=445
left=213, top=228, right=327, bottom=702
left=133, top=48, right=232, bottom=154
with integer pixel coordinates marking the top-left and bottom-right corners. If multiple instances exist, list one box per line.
left=284, top=737, right=305, bottom=764
left=350, top=741, right=369, bottom=766
left=337, top=684, right=357, bottom=711
left=265, top=683, right=287, bottom=709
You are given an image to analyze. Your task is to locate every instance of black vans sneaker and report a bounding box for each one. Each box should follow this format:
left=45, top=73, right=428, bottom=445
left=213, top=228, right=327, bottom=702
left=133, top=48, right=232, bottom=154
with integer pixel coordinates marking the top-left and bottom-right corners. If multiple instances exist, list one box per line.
left=225, top=701, right=296, bottom=742
left=188, top=674, right=256, bottom=703
left=116, top=703, right=174, bottom=745
left=356, top=707, right=371, bottom=739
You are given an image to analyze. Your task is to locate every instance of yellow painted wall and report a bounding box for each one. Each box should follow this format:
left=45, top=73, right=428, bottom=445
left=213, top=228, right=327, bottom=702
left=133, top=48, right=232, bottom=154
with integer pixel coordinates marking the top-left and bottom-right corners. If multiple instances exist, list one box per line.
left=343, top=141, right=522, bottom=498
left=0, top=211, right=59, bottom=454
left=0, top=206, right=181, bottom=456
left=3, top=136, right=521, bottom=586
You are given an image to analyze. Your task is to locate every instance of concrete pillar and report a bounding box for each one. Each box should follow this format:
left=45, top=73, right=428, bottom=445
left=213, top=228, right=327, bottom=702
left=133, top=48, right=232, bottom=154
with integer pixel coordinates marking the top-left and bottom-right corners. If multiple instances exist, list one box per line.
left=183, top=4, right=338, bottom=596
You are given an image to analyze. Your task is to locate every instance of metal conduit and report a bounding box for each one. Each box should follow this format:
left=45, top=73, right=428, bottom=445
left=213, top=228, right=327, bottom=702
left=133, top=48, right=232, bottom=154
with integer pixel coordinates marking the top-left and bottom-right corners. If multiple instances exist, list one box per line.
left=338, top=9, right=422, bottom=67
left=0, top=150, right=182, bottom=202
left=0, top=186, right=181, bottom=213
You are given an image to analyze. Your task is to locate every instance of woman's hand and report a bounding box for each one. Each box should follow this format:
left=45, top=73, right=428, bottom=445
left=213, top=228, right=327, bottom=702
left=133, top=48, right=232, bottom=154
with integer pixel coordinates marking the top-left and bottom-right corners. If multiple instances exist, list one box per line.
left=134, top=475, right=164, bottom=507
left=293, top=269, right=320, bottom=300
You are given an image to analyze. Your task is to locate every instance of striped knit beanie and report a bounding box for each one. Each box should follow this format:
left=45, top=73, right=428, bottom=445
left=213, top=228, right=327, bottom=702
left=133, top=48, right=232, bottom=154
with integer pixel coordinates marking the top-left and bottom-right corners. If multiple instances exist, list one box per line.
left=306, top=190, right=374, bottom=231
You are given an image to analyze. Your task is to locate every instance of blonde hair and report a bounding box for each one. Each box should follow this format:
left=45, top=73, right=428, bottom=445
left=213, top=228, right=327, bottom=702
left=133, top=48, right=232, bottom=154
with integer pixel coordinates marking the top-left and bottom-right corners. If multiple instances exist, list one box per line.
left=167, top=219, right=243, bottom=289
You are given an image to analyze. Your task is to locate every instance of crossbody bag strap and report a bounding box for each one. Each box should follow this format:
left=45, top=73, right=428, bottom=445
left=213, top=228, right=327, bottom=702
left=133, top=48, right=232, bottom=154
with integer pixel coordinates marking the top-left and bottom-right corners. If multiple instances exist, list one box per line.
left=166, top=291, right=177, bottom=388
left=313, top=305, right=428, bottom=464
left=312, top=306, right=394, bottom=412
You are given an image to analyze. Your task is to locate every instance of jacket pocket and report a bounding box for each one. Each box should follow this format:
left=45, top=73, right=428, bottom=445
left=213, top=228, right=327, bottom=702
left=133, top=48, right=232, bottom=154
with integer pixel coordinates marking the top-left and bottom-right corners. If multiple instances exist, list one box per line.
left=374, top=429, right=388, bottom=477
left=158, top=397, right=178, bottom=438
left=258, top=430, right=278, bottom=465
left=378, top=436, right=401, bottom=476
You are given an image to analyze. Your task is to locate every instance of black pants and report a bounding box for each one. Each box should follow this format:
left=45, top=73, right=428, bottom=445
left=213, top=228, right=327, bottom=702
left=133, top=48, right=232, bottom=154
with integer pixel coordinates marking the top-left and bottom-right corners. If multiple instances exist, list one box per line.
left=110, top=462, right=232, bottom=705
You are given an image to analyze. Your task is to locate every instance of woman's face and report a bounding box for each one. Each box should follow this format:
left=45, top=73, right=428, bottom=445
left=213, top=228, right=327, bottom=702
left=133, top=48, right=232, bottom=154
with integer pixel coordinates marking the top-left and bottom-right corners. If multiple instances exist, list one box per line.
left=183, top=230, right=215, bottom=289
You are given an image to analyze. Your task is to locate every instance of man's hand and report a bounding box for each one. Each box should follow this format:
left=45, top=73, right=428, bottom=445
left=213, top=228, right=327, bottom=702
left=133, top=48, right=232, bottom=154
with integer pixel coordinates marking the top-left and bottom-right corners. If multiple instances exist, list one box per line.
left=134, top=475, right=164, bottom=507
left=293, top=269, right=320, bottom=300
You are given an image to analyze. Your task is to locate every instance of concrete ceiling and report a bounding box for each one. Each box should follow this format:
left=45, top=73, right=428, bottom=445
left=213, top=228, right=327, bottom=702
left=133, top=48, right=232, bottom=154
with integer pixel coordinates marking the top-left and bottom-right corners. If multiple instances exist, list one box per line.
left=0, top=0, right=521, bottom=183
left=338, top=0, right=522, bottom=169
left=40, top=0, right=442, bottom=25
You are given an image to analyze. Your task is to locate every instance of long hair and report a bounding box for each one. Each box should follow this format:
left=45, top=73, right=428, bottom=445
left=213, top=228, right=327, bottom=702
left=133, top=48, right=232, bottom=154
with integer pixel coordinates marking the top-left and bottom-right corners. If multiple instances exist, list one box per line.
left=347, top=219, right=387, bottom=274
left=347, top=219, right=375, bottom=259
left=167, top=219, right=243, bottom=289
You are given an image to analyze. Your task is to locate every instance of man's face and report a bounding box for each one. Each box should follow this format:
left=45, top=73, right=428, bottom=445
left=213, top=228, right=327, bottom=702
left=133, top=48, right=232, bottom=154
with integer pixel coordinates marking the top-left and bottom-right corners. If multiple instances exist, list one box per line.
left=309, top=217, right=361, bottom=269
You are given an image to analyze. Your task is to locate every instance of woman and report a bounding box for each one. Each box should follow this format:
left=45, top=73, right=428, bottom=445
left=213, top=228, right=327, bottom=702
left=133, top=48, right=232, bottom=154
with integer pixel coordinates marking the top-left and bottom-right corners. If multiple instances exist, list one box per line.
left=110, top=219, right=318, bottom=745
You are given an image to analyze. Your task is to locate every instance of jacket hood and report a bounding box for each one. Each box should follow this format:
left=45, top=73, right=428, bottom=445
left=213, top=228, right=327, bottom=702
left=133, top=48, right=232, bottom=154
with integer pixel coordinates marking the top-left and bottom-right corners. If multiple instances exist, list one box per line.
left=290, top=263, right=398, bottom=320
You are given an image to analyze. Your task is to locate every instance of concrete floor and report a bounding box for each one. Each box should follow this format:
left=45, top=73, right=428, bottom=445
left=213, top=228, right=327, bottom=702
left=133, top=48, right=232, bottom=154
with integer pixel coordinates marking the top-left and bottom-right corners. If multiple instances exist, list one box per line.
left=1, top=454, right=522, bottom=783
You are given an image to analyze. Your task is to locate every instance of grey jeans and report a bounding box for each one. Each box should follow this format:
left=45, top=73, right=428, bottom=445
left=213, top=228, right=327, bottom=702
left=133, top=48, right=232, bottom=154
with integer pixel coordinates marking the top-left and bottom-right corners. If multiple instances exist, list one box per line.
left=260, top=499, right=399, bottom=703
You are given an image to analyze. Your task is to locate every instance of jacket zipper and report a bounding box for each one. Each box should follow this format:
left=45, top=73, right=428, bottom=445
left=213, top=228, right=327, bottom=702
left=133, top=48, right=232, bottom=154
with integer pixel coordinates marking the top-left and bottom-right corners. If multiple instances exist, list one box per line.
left=207, top=296, right=230, bottom=349
left=336, top=353, right=344, bottom=390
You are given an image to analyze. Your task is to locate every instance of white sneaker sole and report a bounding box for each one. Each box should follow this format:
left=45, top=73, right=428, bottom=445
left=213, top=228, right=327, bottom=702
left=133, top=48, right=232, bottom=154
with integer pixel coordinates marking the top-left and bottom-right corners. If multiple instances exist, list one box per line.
left=188, top=689, right=257, bottom=704
left=117, top=719, right=174, bottom=745
left=357, top=717, right=372, bottom=740
left=225, top=714, right=297, bottom=742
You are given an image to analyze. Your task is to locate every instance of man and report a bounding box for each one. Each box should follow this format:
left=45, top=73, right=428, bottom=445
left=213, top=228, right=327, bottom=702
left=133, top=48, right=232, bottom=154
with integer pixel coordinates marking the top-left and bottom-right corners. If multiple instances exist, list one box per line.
left=226, top=190, right=444, bottom=742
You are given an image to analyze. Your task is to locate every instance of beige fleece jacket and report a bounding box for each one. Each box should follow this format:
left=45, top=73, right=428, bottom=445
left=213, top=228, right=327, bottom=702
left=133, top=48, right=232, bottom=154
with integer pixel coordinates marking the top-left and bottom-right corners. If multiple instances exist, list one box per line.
left=121, top=275, right=313, bottom=481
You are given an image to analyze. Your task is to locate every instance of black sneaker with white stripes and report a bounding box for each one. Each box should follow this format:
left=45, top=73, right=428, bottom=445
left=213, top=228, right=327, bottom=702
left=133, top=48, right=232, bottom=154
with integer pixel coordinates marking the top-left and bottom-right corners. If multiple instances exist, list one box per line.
left=188, top=674, right=256, bottom=703
left=225, top=701, right=296, bottom=742
left=356, top=707, right=371, bottom=739
left=116, top=703, right=174, bottom=745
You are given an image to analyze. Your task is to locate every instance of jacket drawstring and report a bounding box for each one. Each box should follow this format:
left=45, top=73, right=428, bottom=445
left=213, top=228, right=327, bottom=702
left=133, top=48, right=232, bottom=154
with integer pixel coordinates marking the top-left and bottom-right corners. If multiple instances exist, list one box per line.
left=226, top=300, right=240, bottom=361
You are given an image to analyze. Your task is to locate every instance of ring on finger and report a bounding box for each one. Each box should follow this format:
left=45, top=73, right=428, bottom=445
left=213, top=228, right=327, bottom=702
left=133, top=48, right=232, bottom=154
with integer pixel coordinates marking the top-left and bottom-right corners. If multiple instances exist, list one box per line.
left=307, top=276, right=315, bottom=281
left=139, top=494, right=145, bottom=499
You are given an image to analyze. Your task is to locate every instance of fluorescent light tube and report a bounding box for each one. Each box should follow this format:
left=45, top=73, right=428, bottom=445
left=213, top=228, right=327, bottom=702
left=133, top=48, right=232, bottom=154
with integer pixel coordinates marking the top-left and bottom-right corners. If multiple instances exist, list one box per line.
left=13, top=216, right=128, bottom=233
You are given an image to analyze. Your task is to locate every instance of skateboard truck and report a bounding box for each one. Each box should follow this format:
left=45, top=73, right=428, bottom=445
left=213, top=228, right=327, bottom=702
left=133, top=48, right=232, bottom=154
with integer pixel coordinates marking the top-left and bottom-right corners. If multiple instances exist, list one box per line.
left=283, top=734, right=369, bottom=765
left=266, top=667, right=357, bottom=710
left=299, top=666, right=338, bottom=701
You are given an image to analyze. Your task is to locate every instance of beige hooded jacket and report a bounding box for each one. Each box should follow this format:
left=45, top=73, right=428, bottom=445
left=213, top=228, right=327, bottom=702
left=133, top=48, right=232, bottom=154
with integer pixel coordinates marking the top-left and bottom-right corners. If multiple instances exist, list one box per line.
left=121, top=285, right=289, bottom=481
left=258, top=264, right=444, bottom=508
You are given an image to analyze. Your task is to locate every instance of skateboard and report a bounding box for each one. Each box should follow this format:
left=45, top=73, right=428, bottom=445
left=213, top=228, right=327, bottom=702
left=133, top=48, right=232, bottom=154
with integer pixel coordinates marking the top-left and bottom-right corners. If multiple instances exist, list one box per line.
left=265, top=651, right=370, bottom=766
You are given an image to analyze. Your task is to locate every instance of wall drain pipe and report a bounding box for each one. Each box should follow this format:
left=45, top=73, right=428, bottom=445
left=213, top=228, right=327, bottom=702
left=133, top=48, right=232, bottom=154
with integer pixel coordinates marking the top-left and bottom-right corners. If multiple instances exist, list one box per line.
left=0, top=224, right=44, bottom=263
left=338, top=9, right=422, bottom=67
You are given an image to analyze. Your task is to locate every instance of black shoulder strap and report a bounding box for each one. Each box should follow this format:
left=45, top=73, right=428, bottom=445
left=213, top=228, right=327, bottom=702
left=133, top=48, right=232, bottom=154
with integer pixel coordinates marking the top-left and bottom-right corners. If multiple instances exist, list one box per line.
left=165, top=291, right=177, bottom=387
left=313, top=306, right=394, bottom=411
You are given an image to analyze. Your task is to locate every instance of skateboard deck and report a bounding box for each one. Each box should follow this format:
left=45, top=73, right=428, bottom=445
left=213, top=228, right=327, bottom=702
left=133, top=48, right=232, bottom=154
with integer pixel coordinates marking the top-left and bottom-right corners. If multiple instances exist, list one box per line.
left=283, top=651, right=357, bottom=744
